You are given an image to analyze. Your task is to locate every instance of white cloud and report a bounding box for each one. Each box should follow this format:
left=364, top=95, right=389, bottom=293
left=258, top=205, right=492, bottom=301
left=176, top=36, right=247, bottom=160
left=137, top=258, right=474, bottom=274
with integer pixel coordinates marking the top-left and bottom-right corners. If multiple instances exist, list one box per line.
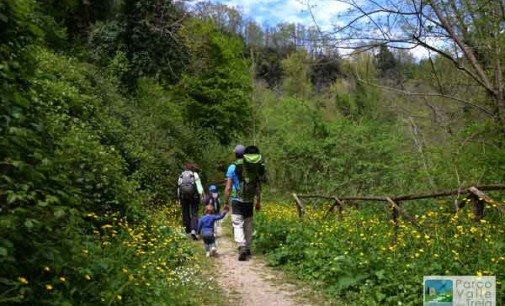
left=307, top=1, right=351, bottom=30
left=196, top=0, right=350, bottom=29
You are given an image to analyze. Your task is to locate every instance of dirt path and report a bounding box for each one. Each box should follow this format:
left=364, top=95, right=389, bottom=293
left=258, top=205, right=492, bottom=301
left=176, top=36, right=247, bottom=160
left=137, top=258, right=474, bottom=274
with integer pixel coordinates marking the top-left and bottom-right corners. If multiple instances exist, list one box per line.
left=212, top=219, right=313, bottom=306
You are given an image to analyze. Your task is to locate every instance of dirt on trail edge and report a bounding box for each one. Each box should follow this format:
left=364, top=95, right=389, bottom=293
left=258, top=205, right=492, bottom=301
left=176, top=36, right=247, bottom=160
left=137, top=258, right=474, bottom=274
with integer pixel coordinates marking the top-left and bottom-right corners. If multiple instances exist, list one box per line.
left=211, top=218, right=313, bottom=306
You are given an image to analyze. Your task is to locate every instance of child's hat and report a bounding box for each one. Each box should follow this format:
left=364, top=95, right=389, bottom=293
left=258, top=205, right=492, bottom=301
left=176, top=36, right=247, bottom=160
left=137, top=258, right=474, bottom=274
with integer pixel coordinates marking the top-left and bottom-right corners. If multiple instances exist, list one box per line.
left=209, top=185, right=217, bottom=192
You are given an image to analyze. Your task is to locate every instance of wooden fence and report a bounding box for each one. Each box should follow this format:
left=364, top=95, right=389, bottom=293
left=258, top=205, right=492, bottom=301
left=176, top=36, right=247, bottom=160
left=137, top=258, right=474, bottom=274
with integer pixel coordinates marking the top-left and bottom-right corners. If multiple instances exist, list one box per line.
left=293, top=184, right=505, bottom=240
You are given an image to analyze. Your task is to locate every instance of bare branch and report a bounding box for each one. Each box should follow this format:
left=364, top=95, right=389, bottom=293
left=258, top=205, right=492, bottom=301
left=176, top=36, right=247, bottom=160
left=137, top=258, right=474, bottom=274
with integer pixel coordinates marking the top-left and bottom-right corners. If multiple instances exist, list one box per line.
left=426, top=0, right=496, bottom=96
left=411, top=35, right=496, bottom=93
left=354, top=76, right=495, bottom=116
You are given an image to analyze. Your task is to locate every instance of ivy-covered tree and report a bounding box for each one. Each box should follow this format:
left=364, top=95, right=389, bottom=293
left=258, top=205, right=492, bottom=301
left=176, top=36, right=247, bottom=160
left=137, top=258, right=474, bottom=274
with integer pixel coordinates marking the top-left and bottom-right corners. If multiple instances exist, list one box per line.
left=88, top=0, right=189, bottom=86
left=122, top=0, right=188, bottom=85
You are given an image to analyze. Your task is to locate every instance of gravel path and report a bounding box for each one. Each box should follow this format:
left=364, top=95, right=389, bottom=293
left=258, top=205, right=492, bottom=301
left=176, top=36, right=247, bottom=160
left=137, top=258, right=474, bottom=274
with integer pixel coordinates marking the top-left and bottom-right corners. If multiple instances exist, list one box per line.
left=211, top=218, right=312, bottom=306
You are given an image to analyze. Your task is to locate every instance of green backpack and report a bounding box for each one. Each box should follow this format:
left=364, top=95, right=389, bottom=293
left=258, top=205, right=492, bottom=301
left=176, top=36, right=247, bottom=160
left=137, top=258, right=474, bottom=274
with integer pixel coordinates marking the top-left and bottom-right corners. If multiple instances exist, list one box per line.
left=234, top=146, right=267, bottom=202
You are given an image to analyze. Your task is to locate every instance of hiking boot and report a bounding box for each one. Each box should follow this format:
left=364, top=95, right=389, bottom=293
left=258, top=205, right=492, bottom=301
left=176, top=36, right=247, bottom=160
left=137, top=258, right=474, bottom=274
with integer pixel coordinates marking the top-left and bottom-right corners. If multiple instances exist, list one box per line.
left=190, top=230, right=198, bottom=240
left=206, top=251, right=210, bottom=257
left=238, top=247, right=247, bottom=261
left=211, top=246, right=217, bottom=256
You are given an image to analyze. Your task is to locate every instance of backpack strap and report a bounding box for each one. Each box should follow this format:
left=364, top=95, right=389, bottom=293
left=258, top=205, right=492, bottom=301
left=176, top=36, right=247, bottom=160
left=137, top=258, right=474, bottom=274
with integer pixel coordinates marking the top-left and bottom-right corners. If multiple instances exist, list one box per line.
left=233, top=160, right=243, bottom=183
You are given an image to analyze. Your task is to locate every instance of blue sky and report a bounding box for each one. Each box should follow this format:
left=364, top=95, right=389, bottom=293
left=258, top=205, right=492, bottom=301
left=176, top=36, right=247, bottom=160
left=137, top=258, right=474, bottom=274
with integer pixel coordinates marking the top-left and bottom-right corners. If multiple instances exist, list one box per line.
left=194, top=0, right=350, bottom=30
left=190, top=0, right=431, bottom=59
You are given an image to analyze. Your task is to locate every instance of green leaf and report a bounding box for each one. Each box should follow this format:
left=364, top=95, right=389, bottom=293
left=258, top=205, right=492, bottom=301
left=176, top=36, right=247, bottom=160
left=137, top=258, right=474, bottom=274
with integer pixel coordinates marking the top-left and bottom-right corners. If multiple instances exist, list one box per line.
left=54, top=208, right=66, bottom=218
left=0, top=13, right=8, bottom=23
left=24, top=219, right=34, bottom=229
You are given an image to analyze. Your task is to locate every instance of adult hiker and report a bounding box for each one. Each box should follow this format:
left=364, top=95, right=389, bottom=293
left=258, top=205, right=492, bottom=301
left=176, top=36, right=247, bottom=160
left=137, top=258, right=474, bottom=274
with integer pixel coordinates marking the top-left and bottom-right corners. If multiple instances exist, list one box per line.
left=177, top=163, right=204, bottom=240
left=223, top=145, right=266, bottom=261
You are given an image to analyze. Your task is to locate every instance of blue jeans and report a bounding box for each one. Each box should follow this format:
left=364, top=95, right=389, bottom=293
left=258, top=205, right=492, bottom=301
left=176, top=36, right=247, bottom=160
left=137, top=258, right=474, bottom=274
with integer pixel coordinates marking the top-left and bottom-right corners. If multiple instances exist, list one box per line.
left=202, top=232, right=216, bottom=251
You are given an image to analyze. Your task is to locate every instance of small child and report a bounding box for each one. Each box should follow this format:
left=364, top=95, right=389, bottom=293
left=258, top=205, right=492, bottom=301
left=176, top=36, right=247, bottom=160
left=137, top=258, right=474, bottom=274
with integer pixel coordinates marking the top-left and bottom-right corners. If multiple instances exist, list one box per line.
left=197, top=205, right=228, bottom=257
left=204, top=185, right=221, bottom=214
left=205, top=184, right=221, bottom=235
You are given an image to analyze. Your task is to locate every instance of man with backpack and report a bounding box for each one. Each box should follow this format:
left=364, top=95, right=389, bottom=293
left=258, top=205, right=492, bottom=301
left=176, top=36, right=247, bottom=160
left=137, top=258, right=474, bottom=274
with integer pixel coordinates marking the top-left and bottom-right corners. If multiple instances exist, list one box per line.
left=223, top=144, right=266, bottom=261
left=177, top=163, right=204, bottom=240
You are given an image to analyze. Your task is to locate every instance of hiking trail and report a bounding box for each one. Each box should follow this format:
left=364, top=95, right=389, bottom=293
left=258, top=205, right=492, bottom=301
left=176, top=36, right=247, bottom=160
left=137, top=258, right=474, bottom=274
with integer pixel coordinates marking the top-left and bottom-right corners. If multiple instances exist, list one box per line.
left=210, top=219, right=314, bottom=306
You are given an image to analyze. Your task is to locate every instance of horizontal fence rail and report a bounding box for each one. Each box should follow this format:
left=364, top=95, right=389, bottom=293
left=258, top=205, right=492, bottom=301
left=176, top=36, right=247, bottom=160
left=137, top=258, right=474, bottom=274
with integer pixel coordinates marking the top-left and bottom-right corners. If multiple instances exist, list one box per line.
left=293, top=184, right=505, bottom=241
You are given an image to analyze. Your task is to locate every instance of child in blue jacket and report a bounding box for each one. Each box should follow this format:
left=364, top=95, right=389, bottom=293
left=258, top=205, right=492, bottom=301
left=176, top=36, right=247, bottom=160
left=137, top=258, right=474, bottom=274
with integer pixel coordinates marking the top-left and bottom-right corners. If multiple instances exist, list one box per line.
left=197, top=204, right=228, bottom=257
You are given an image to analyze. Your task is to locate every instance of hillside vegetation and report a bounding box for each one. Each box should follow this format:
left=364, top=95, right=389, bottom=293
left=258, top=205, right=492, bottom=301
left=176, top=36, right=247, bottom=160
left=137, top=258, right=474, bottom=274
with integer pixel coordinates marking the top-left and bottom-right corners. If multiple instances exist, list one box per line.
left=1, top=0, right=504, bottom=305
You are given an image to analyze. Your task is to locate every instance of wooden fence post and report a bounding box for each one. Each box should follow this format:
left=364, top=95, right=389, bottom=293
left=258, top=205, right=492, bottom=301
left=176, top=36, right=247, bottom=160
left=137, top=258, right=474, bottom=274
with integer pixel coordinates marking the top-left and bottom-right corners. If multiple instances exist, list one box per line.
left=335, top=197, right=343, bottom=221
left=390, top=199, right=399, bottom=243
left=467, top=187, right=505, bottom=221
left=324, top=197, right=344, bottom=220
left=293, top=193, right=304, bottom=218
left=386, top=197, right=420, bottom=228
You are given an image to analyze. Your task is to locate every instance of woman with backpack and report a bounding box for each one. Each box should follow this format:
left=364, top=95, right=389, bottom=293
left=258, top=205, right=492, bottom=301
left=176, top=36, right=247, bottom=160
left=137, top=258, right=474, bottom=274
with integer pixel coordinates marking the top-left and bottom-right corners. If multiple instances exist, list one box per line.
left=177, top=163, right=204, bottom=240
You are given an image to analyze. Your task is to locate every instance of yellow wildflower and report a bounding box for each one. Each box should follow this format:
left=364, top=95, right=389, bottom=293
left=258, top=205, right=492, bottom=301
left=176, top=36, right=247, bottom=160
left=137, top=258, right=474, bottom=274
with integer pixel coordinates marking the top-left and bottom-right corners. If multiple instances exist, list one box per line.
left=85, top=274, right=91, bottom=281
left=17, top=277, right=29, bottom=285
left=45, top=284, right=53, bottom=291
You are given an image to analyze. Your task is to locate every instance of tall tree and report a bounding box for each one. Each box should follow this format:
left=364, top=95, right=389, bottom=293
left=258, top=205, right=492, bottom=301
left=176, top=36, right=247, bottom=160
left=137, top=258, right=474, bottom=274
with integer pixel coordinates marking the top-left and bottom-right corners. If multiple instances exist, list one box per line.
left=311, top=52, right=342, bottom=93
left=175, top=20, right=252, bottom=145
left=281, top=49, right=313, bottom=98
left=39, top=0, right=117, bottom=40
left=121, top=0, right=188, bottom=85
left=375, top=44, right=397, bottom=79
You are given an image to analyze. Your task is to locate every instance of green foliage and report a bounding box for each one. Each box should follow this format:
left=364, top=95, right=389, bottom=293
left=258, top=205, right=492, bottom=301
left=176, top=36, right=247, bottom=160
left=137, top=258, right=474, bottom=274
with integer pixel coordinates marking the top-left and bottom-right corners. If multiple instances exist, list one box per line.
left=3, top=0, right=505, bottom=304
left=174, top=20, right=252, bottom=145
left=88, top=0, right=189, bottom=86
left=281, top=50, right=312, bottom=98
left=255, top=45, right=294, bottom=88
left=256, top=202, right=505, bottom=305
left=257, top=94, right=419, bottom=195
left=375, top=45, right=397, bottom=79
left=123, top=77, right=208, bottom=204
left=0, top=40, right=214, bottom=304
left=0, top=0, right=41, bottom=82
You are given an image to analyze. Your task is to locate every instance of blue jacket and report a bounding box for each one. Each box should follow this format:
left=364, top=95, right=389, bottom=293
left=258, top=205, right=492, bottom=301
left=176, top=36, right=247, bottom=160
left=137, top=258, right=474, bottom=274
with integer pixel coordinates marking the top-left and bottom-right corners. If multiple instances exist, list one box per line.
left=197, top=212, right=227, bottom=236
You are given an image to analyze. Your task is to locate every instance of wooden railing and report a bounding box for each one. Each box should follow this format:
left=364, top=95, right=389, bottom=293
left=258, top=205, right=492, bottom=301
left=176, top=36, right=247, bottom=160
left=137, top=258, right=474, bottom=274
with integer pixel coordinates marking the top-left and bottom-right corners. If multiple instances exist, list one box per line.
left=293, top=184, right=505, bottom=240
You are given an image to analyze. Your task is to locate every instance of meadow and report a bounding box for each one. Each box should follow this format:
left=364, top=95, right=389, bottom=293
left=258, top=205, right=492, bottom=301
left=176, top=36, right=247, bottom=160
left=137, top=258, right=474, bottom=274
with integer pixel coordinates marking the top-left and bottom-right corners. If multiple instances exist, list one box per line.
left=254, top=199, right=505, bottom=305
